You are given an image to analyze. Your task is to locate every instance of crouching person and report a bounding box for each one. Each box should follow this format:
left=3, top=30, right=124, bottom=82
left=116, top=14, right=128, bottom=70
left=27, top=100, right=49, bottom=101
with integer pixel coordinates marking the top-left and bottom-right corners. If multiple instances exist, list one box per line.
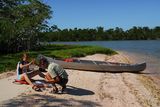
left=39, top=58, right=68, bottom=93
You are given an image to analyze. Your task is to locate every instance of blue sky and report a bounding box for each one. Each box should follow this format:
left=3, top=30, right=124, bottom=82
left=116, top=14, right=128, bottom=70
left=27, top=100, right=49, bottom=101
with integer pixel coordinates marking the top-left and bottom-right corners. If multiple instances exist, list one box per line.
left=44, top=0, right=160, bottom=30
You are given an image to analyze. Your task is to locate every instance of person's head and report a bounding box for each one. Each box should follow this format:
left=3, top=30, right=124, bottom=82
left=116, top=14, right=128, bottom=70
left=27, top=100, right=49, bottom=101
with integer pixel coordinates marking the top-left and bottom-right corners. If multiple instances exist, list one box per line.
left=22, top=53, right=29, bottom=61
left=39, top=58, right=49, bottom=69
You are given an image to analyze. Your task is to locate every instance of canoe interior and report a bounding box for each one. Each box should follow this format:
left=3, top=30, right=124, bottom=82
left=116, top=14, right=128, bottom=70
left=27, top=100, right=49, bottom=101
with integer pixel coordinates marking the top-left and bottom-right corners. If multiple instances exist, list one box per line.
left=55, top=58, right=131, bottom=65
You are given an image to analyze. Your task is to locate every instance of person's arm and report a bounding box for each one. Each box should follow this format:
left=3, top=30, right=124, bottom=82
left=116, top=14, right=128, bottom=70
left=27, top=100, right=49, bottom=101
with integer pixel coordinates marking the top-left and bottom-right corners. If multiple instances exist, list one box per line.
left=20, top=60, right=34, bottom=69
left=20, top=63, right=31, bottom=68
left=32, top=59, right=39, bottom=66
left=45, top=73, right=60, bottom=83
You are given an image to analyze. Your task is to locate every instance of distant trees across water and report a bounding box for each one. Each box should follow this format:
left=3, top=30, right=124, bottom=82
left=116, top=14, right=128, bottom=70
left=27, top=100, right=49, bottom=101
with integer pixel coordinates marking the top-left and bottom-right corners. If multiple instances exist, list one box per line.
left=40, top=26, right=160, bottom=42
left=1, top=0, right=160, bottom=54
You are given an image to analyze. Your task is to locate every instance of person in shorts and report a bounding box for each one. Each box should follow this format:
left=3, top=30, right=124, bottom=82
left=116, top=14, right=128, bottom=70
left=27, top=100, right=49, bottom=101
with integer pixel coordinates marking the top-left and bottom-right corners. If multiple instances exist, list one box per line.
left=17, top=53, right=45, bottom=91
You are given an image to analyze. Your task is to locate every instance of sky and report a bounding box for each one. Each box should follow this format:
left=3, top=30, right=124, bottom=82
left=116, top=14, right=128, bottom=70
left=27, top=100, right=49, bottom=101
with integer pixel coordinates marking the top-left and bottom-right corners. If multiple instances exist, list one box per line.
left=44, top=0, right=160, bottom=30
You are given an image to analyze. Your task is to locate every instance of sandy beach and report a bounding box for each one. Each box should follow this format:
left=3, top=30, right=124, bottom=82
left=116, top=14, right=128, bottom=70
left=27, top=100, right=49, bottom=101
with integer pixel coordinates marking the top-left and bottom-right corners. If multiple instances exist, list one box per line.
left=0, top=53, right=159, bottom=107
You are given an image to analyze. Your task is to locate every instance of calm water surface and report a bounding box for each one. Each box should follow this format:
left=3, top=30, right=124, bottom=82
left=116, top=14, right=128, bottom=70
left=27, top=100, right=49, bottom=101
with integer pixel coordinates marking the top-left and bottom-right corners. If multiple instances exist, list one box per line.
left=51, top=40, right=160, bottom=78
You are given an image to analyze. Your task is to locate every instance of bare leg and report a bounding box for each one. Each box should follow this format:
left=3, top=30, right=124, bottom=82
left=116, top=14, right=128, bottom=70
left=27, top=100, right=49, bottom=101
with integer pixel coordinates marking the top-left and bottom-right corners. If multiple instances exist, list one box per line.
left=38, top=71, right=45, bottom=78
left=20, top=73, right=34, bottom=87
left=20, top=70, right=41, bottom=86
left=27, top=70, right=45, bottom=78
left=27, top=70, right=40, bottom=78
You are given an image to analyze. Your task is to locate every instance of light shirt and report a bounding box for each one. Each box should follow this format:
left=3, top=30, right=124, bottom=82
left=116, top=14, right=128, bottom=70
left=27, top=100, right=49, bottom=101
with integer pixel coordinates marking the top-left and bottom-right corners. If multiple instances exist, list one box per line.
left=47, top=63, right=68, bottom=79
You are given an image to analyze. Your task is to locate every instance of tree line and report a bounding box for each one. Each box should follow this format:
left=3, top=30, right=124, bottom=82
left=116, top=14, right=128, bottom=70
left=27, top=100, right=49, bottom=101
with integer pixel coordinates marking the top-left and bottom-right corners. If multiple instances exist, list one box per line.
left=40, top=26, right=160, bottom=42
left=1, top=0, right=160, bottom=54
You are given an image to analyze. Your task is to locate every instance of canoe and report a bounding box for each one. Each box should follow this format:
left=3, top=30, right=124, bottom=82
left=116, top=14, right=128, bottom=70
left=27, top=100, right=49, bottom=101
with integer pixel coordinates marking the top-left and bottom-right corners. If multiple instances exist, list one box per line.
left=38, top=55, right=146, bottom=72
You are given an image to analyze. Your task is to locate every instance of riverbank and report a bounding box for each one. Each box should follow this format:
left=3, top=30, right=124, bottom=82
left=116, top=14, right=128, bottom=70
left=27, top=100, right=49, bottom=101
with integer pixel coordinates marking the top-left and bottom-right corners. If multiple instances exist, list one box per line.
left=0, top=44, right=116, bottom=73
left=0, top=53, right=159, bottom=107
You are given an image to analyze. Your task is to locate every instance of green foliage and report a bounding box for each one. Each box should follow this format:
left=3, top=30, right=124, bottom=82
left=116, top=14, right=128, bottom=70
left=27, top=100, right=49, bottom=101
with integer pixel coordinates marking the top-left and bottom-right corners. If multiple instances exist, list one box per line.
left=31, top=44, right=117, bottom=58
left=40, top=26, right=160, bottom=41
left=0, top=54, right=20, bottom=73
left=50, top=46, right=116, bottom=58
left=0, top=44, right=117, bottom=73
left=0, top=0, right=52, bottom=54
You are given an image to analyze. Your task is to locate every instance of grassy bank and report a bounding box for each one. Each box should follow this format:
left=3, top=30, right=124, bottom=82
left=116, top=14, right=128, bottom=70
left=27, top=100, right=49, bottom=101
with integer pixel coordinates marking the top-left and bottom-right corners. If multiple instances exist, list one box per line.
left=0, top=44, right=117, bottom=73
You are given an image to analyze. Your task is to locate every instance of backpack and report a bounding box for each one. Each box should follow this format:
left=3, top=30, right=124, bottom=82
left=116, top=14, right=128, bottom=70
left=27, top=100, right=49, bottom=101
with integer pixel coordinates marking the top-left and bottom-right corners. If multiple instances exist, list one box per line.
left=16, top=61, right=22, bottom=80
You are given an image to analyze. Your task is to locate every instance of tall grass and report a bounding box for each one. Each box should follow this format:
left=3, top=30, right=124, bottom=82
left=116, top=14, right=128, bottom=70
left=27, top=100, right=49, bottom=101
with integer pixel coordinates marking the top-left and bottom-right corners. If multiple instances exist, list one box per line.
left=0, top=44, right=117, bottom=73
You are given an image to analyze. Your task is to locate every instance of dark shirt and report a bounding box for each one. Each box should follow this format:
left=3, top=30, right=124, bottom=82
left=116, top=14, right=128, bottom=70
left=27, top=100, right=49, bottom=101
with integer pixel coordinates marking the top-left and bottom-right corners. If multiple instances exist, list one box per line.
left=19, top=61, right=29, bottom=74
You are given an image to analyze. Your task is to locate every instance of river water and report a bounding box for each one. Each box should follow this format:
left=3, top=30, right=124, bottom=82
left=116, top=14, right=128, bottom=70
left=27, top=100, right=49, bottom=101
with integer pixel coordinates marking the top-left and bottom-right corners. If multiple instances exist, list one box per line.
left=51, top=40, right=160, bottom=81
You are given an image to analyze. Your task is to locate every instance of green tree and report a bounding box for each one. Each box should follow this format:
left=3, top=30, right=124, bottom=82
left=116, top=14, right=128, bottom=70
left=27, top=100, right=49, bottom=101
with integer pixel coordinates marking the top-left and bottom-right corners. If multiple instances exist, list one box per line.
left=152, top=26, right=160, bottom=39
left=0, top=0, right=52, bottom=53
left=95, top=26, right=104, bottom=40
left=41, top=26, right=160, bottom=41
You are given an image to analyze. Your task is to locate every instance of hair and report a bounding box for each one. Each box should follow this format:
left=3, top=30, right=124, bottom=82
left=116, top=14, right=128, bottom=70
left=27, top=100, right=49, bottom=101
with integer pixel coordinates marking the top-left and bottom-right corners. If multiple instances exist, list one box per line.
left=40, top=58, right=49, bottom=65
left=21, top=53, right=29, bottom=60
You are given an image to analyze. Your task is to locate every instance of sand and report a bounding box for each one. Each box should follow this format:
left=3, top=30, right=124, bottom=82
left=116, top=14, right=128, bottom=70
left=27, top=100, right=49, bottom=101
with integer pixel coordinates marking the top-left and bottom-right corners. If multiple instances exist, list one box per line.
left=0, top=53, right=159, bottom=107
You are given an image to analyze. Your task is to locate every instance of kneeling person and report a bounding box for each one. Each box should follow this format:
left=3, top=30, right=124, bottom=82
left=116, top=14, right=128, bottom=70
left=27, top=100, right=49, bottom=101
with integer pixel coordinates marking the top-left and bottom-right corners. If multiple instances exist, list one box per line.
left=40, top=58, right=68, bottom=93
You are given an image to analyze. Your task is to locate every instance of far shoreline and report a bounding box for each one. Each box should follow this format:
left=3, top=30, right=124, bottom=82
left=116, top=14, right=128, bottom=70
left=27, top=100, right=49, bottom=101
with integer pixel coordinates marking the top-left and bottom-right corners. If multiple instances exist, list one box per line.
left=0, top=44, right=117, bottom=74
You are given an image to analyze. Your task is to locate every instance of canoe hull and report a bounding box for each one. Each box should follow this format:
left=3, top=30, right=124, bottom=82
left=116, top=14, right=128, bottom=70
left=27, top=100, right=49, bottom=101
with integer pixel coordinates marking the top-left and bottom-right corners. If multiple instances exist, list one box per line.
left=39, top=55, right=146, bottom=72
left=54, top=60, right=146, bottom=72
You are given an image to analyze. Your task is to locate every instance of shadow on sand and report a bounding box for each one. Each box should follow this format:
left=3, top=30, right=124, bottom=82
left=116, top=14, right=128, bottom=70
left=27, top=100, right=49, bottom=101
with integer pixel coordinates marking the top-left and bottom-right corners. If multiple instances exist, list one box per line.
left=31, top=80, right=95, bottom=96
left=65, top=85, right=95, bottom=96
left=1, top=86, right=98, bottom=107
